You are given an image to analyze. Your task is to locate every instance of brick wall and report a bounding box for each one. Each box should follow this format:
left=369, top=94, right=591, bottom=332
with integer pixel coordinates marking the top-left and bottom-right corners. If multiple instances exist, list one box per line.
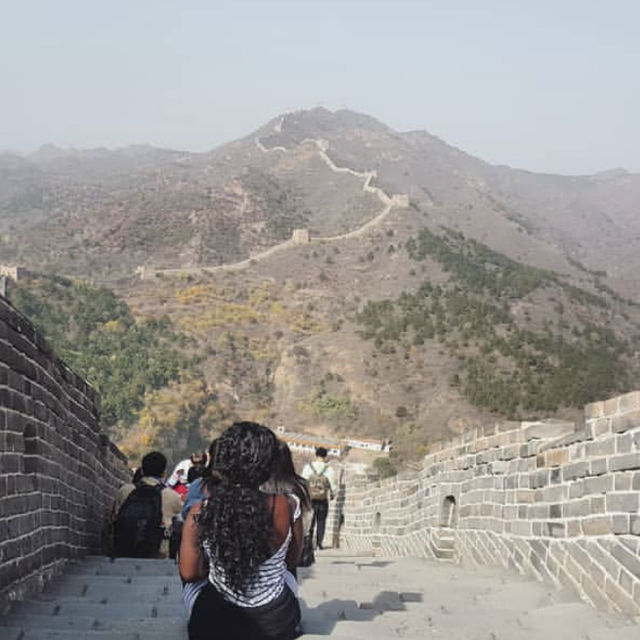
left=0, top=297, right=129, bottom=613
left=335, top=393, right=640, bottom=615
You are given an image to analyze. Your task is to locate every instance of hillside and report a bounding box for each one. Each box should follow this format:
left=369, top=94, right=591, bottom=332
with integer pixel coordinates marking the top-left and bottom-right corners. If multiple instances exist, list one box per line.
left=3, top=108, right=640, bottom=466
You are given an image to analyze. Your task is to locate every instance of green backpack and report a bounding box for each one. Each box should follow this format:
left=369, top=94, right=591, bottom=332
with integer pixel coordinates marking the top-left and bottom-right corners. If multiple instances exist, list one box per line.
left=308, top=465, right=331, bottom=501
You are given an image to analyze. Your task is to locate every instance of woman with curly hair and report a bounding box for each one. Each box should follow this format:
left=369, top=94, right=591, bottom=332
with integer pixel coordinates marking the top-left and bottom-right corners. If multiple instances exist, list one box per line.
left=179, top=422, right=302, bottom=640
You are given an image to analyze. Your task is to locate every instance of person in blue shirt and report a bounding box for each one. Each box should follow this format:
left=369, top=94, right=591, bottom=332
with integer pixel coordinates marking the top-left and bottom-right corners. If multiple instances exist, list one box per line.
left=181, top=464, right=208, bottom=519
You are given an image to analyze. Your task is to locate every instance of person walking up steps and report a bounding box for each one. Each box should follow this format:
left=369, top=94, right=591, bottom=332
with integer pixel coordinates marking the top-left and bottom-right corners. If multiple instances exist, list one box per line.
left=302, top=447, right=336, bottom=550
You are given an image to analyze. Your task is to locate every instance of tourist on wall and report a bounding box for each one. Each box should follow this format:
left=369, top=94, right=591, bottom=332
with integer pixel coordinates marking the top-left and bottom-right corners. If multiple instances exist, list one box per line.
left=179, top=422, right=302, bottom=640
left=113, top=451, right=182, bottom=558
left=261, top=440, right=314, bottom=571
left=181, top=445, right=218, bottom=520
left=301, top=447, right=336, bottom=550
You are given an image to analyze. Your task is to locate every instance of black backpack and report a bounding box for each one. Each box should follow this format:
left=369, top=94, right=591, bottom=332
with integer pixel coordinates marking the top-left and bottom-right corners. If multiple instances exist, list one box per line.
left=113, top=482, right=164, bottom=558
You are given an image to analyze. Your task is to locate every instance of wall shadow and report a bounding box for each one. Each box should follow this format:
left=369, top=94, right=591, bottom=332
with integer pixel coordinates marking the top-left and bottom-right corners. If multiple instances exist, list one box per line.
left=300, top=590, right=423, bottom=635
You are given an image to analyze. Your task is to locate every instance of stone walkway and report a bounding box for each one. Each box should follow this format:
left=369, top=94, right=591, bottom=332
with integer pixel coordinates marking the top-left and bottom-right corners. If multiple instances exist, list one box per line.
left=1, top=553, right=637, bottom=639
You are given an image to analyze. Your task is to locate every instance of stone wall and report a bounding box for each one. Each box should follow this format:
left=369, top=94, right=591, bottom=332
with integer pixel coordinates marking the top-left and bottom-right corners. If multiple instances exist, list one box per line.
left=0, top=296, right=130, bottom=613
left=335, top=393, right=640, bottom=615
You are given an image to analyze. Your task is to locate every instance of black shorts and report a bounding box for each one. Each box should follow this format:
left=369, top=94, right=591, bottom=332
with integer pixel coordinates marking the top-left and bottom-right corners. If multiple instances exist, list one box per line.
left=188, top=582, right=301, bottom=640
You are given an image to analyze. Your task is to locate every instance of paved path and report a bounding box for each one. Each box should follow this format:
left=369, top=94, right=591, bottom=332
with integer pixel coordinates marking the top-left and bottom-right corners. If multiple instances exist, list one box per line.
left=1, top=553, right=637, bottom=639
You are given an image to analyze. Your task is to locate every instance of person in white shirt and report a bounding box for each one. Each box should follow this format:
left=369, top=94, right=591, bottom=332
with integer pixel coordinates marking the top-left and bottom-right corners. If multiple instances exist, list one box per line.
left=301, top=447, right=336, bottom=550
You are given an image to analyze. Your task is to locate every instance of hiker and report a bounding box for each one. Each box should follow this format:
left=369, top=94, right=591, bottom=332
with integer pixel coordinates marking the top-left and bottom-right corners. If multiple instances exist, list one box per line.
left=170, top=465, right=208, bottom=560
left=113, top=451, right=182, bottom=558
left=190, top=451, right=208, bottom=467
left=181, top=441, right=218, bottom=520
left=262, top=441, right=314, bottom=571
left=302, top=447, right=336, bottom=550
left=168, top=458, right=192, bottom=488
left=179, top=422, right=302, bottom=640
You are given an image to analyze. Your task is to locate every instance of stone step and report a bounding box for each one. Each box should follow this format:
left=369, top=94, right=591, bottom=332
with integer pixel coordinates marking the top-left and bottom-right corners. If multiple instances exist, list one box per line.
left=2, top=630, right=186, bottom=640
left=1, top=629, right=136, bottom=640
left=65, top=564, right=179, bottom=577
left=434, top=536, right=455, bottom=549
left=41, top=578, right=183, bottom=600
left=35, top=591, right=183, bottom=606
left=0, top=614, right=187, bottom=634
left=10, top=599, right=186, bottom=619
left=432, top=547, right=455, bottom=560
left=46, top=574, right=182, bottom=587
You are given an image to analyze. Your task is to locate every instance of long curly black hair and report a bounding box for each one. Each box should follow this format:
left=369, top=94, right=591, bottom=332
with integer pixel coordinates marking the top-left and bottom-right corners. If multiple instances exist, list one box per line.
left=197, top=421, right=278, bottom=593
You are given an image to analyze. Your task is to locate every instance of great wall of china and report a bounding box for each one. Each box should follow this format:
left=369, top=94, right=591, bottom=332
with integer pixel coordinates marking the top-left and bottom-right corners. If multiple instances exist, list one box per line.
left=1, top=288, right=639, bottom=618
left=330, top=404, right=640, bottom=615
left=136, top=116, right=409, bottom=280
left=0, top=296, right=129, bottom=613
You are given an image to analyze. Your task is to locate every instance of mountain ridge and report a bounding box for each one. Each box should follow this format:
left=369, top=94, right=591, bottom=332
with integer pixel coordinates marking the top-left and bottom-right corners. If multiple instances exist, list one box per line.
left=4, top=107, right=635, bottom=176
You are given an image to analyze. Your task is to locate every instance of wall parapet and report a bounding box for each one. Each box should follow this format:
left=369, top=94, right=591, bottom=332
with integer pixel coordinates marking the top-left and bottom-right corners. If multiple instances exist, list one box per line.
left=0, top=297, right=130, bottom=613
left=336, top=395, right=640, bottom=615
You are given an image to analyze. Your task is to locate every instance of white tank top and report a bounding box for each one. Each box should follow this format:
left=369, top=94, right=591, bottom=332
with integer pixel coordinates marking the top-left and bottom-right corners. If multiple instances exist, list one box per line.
left=205, top=494, right=301, bottom=607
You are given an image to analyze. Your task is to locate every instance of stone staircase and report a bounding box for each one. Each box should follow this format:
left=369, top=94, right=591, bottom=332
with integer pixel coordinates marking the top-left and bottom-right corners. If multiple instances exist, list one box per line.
left=1, top=556, right=186, bottom=640
left=1, top=553, right=638, bottom=639
left=429, top=527, right=456, bottom=561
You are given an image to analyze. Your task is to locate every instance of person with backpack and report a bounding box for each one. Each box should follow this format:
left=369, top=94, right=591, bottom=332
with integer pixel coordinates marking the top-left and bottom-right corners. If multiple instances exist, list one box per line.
left=301, top=447, right=336, bottom=550
left=113, top=451, right=182, bottom=558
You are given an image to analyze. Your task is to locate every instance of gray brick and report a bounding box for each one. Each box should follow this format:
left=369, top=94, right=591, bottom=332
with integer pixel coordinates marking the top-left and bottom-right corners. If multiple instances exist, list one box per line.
left=586, top=439, right=616, bottom=457
left=609, top=453, right=640, bottom=472
left=616, top=434, right=634, bottom=454
left=614, top=473, right=633, bottom=491
left=583, top=475, right=614, bottom=495
left=606, top=493, right=639, bottom=513
left=611, top=410, right=640, bottom=434
left=563, top=461, right=589, bottom=481
left=589, top=457, right=608, bottom=476
left=582, top=516, right=614, bottom=536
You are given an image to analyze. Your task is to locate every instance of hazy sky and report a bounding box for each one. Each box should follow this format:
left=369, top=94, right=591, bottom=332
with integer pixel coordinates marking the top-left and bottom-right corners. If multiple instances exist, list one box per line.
left=1, top=1, right=638, bottom=175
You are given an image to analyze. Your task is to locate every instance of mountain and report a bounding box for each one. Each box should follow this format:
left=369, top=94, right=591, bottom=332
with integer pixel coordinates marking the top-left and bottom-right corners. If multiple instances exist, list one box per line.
left=3, top=108, right=640, bottom=295
left=3, top=108, right=640, bottom=465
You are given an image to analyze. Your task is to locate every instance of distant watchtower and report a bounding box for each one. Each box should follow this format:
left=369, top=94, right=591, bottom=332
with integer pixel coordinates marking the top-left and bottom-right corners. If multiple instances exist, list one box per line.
left=392, top=194, right=410, bottom=208
left=291, top=229, right=310, bottom=244
left=0, top=265, right=28, bottom=281
left=135, top=266, right=157, bottom=280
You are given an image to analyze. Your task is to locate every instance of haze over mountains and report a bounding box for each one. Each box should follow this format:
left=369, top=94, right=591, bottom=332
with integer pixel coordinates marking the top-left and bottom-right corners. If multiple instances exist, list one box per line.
left=3, top=108, right=640, bottom=463
left=2, top=108, right=640, bottom=296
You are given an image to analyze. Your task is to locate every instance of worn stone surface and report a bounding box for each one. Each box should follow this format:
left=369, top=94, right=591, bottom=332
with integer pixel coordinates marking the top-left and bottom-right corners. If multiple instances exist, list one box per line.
left=299, top=552, right=638, bottom=639
left=1, top=553, right=637, bottom=640
left=0, top=557, right=187, bottom=640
